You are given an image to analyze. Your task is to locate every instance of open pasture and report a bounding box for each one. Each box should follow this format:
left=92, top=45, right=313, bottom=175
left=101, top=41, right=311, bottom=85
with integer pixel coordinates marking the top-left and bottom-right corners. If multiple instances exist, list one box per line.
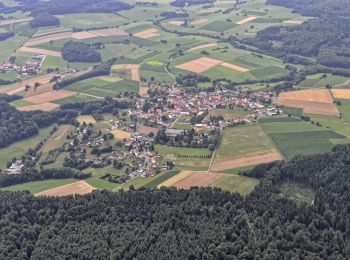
left=260, top=119, right=348, bottom=160
left=41, top=125, right=73, bottom=153
left=35, top=180, right=95, bottom=197
left=212, top=125, right=281, bottom=170
left=210, top=174, right=258, bottom=195
left=138, top=124, right=159, bottom=135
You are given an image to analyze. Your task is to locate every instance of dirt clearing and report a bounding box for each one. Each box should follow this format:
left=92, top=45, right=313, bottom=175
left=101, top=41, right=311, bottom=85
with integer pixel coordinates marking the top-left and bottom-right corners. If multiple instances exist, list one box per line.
left=19, top=46, right=62, bottom=57
left=211, top=152, right=282, bottom=172
left=331, top=89, right=350, bottom=99
left=283, top=20, right=304, bottom=24
left=76, top=115, right=96, bottom=124
left=133, top=28, right=159, bottom=39
left=17, top=102, right=60, bottom=111
left=236, top=16, right=258, bottom=25
left=186, top=43, right=218, bottom=53
left=24, top=90, right=73, bottom=104
left=138, top=124, right=159, bottom=135
left=35, top=180, right=95, bottom=197
left=112, top=129, right=132, bottom=139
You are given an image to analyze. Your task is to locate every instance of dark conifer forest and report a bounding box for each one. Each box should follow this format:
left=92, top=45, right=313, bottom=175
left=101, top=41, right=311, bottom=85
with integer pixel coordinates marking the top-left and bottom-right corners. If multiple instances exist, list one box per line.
left=1, top=144, right=350, bottom=259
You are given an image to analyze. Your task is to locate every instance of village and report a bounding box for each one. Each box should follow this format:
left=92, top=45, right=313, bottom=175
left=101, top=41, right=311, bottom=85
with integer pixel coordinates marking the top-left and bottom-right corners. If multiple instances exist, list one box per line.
left=0, top=54, right=45, bottom=75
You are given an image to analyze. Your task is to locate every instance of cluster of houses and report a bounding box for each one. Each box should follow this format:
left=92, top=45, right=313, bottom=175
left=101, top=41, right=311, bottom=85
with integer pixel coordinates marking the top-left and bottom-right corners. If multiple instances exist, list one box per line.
left=133, top=87, right=282, bottom=128
left=0, top=55, right=44, bottom=75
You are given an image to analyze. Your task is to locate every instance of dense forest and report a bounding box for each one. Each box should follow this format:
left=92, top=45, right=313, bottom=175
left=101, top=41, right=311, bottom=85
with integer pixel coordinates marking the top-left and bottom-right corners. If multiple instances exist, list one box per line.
left=243, top=0, right=350, bottom=69
left=12, top=0, right=132, bottom=15
left=0, top=32, right=14, bottom=41
left=0, top=101, right=77, bottom=148
left=30, top=12, right=60, bottom=28
left=1, top=144, right=350, bottom=258
left=61, top=41, right=101, bottom=63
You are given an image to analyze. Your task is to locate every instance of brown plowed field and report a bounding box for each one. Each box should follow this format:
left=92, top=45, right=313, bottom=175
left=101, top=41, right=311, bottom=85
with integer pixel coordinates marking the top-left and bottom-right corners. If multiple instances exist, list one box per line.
left=277, top=98, right=339, bottom=116
left=25, top=32, right=73, bottom=46
left=0, top=74, right=56, bottom=95
left=35, top=180, right=95, bottom=197
left=176, top=57, right=222, bottom=73
left=112, top=129, right=132, bottom=139
left=211, top=152, right=282, bottom=172
left=19, top=46, right=62, bottom=57
left=25, top=82, right=54, bottom=97
left=17, top=102, right=60, bottom=111
left=23, top=90, right=73, bottom=104
left=76, top=115, right=96, bottom=124
left=278, top=89, right=333, bottom=103
left=133, top=28, right=159, bottom=39
left=111, top=64, right=140, bottom=81
left=168, top=20, right=184, bottom=26
left=331, top=89, right=350, bottom=99
left=236, top=16, right=258, bottom=25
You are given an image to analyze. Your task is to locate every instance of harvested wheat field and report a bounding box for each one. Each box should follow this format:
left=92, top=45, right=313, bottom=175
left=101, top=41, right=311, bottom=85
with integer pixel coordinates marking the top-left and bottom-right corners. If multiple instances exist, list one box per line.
left=191, top=18, right=208, bottom=26
left=236, top=16, right=258, bottom=25
left=25, top=32, right=73, bottom=46
left=25, top=83, right=54, bottom=97
left=211, top=152, right=282, bottom=172
left=72, top=28, right=127, bottom=40
left=220, top=62, right=249, bottom=72
left=24, top=90, right=73, bottom=104
left=133, top=28, right=159, bottom=39
left=186, top=43, right=218, bottom=53
left=176, top=57, right=222, bottom=73
left=112, top=129, right=132, bottom=139
left=19, top=46, right=62, bottom=57
left=138, top=124, right=159, bottom=135
left=282, top=20, right=304, bottom=24
left=0, top=74, right=56, bottom=95
left=112, top=64, right=140, bottom=81
left=157, top=170, right=192, bottom=188
left=278, top=89, right=334, bottom=103
left=331, top=89, right=350, bottom=99
left=277, top=98, right=339, bottom=116
left=277, top=89, right=339, bottom=116
left=35, top=180, right=96, bottom=197
left=76, top=115, right=96, bottom=124
left=168, top=20, right=184, bottom=26
left=159, top=171, right=221, bottom=189
left=17, top=102, right=59, bottom=111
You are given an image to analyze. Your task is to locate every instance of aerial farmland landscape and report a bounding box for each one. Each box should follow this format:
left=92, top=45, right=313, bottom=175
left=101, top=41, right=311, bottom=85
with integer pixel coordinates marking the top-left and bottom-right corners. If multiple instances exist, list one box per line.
left=0, top=0, right=350, bottom=258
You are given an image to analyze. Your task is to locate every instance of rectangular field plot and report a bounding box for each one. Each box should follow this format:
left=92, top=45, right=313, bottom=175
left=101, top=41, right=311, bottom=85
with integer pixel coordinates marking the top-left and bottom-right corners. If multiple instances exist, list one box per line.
left=269, top=131, right=346, bottom=160
left=210, top=174, right=258, bottom=195
left=64, top=77, right=139, bottom=97
left=212, top=125, right=282, bottom=171
left=200, top=21, right=236, bottom=32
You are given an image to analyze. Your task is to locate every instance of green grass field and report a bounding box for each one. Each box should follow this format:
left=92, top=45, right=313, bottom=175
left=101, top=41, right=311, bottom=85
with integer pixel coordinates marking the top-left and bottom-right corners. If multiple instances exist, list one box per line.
left=0, top=126, right=53, bottom=168
left=210, top=174, right=258, bottom=195
left=155, top=145, right=211, bottom=156
left=214, top=125, right=277, bottom=163
left=84, top=178, right=120, bottom=190
left=0, top=178, right=78, bottom=194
